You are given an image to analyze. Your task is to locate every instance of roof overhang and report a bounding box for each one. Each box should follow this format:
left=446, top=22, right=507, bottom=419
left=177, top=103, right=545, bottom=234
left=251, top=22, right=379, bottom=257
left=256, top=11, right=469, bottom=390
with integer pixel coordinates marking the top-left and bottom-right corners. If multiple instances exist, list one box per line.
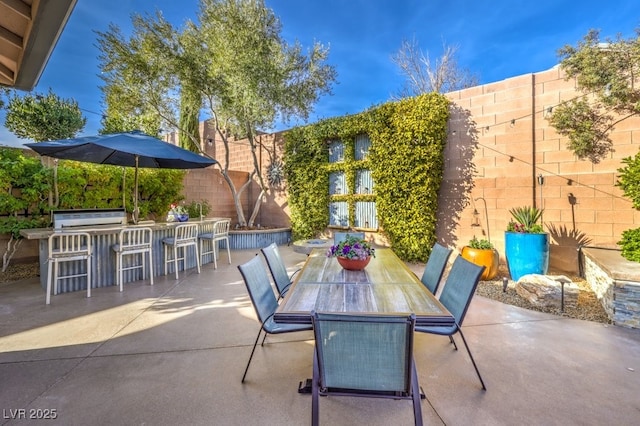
left=0, top=0, right=78, bottom=91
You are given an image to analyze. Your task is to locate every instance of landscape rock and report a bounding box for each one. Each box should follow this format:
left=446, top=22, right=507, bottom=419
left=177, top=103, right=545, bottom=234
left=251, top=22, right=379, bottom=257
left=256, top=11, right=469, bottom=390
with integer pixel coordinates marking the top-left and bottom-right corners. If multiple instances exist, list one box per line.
left=515, top=274, right=579, bottom=309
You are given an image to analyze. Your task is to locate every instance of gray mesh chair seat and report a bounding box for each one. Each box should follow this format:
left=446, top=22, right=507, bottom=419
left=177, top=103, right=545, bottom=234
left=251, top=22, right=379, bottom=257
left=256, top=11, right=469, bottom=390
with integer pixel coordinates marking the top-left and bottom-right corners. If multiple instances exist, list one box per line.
left=311, top=312, right=423, bottom=426
left=415, top=256, right=487, bottom=390
left=261, top=242, right=300, bottom=299
left=237, top=255, right=312, bottom=383
left=419, top=242, right=452, bottom=295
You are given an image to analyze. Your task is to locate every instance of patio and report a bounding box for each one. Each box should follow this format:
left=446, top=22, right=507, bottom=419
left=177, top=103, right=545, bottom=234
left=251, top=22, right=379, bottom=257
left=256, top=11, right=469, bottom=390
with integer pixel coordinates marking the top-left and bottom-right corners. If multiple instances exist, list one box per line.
left=1, top=246, right=639, bottom=425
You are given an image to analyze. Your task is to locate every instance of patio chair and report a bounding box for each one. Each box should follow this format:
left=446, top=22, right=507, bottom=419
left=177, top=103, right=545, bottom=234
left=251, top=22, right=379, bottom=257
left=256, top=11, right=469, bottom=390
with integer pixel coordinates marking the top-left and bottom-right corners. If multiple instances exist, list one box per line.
left=333, top=231, right=365, bottom=245
left=237, top=255, right=312, bottom=383
left=111, top=226, right=154, bottom=291
left=46, top=231, right=92, bottom=305
left=260, top=242, right=300, bottom=299
left=415, top=256, right=487, bottom=390
left=198, top=218, right=231, bottom=269
left=311, top=311, right=423, bottom=426
left=418, top=243, right=452, bottom=295
left=162, top=223, right=200, bottom=280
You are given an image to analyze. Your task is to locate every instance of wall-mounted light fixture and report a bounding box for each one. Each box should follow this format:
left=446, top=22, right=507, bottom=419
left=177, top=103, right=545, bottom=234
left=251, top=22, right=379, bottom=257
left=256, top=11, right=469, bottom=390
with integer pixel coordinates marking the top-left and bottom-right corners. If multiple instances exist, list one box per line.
left=537, top=174, right=544, bottom=186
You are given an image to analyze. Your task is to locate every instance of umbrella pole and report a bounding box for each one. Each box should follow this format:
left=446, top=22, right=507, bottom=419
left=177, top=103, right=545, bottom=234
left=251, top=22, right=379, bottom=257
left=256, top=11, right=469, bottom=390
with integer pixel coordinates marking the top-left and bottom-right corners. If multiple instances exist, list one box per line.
left=133, top=156, right=139, bottom=224
left=122, top=167, right=126, bottom=210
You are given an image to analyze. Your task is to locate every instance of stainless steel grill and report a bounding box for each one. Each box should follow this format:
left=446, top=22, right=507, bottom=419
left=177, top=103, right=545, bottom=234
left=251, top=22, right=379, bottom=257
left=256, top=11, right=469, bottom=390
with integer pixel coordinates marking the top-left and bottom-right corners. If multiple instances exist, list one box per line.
left=52, top=209, right=127, bottom=229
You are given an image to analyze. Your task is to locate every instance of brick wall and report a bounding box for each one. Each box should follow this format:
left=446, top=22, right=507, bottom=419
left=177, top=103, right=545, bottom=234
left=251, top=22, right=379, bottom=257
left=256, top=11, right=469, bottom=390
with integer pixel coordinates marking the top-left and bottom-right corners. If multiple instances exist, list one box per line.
left=442, top=67, right=640, bottom=272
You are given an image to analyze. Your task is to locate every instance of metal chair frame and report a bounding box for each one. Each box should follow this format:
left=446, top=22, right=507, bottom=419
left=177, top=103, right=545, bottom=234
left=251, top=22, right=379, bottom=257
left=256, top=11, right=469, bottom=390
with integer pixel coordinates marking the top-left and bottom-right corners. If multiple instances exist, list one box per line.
left=198, top=219, right=231, bottom=269
left=162, top=223, right=200, bottom=280
left=237, top=256, right=312, bottom=383
left=311, top=311, right=423, bottom=426
left=46, top=231, right=92, bottom=305
left=419, top=242, right=453, bottom=295
left=260, top=242, right=300, bottom=299
left=112, top=226, right=154, bottom=291
left=415, top=256, right=487, bottom=390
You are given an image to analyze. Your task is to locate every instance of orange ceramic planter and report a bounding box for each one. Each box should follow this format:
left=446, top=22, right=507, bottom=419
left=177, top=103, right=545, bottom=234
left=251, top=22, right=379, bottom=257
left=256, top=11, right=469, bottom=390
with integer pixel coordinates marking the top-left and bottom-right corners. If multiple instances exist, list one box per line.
left=461, top=247, right=499, bottom=280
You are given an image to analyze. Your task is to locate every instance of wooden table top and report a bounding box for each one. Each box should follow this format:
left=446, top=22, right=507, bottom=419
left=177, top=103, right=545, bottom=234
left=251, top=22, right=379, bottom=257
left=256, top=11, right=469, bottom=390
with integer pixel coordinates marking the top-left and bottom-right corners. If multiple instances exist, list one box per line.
left=274, top=248, right=454, bottom=327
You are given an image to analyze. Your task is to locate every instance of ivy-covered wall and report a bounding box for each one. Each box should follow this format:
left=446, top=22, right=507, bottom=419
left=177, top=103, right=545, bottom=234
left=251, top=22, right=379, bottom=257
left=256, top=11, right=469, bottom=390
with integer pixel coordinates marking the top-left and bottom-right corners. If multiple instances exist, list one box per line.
left=284, top=93, right=450, bottom=262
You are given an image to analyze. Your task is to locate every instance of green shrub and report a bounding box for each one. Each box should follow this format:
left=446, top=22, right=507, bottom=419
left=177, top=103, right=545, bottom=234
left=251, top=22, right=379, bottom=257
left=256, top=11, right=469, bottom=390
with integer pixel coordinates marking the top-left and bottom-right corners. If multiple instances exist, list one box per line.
left=619, top=227, right=640, bottom=262
left=617, top=151, right=640, bottom=261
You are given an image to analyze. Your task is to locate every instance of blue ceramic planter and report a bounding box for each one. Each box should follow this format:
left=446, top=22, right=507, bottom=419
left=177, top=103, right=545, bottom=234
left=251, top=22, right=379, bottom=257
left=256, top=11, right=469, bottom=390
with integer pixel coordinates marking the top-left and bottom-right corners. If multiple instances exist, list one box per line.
left=504, top=232, right=549, bottom=281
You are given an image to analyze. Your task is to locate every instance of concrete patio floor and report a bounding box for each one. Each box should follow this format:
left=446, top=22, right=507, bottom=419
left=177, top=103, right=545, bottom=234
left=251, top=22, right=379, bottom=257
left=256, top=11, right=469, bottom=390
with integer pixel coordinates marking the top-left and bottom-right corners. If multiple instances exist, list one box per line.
left=1, top=246, right=639, bottom=425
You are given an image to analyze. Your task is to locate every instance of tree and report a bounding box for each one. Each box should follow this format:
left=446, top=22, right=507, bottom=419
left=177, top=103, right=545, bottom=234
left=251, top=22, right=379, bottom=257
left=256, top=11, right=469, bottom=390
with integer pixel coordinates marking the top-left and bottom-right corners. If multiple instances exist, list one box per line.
left=96, top=0, right=336, bottom=227
left=4, top=89, right=86, bottom=142
left=549, top=28, right=640, bottom=163
left=4, top=89, right=86, bottom=207
left=391, top=38, right=479, bottom=97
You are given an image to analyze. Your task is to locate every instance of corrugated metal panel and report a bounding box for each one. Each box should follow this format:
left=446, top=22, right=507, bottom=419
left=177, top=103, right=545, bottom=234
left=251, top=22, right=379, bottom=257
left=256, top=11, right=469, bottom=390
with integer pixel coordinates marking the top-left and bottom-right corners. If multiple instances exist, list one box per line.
left=329, top=171, right=347, bottom=194
left=329, top=202, right=349, bottom=227
left=328, top=140, right=344, bottom=163
left=356, top=170, right=374, bottom=194
left=355, top=134, right=371, bottom=160
left=355, top=202, right=378, bottom=229
left=40, top=226, right=215, bottom=293
left=228, top=229, right=291, bottom=250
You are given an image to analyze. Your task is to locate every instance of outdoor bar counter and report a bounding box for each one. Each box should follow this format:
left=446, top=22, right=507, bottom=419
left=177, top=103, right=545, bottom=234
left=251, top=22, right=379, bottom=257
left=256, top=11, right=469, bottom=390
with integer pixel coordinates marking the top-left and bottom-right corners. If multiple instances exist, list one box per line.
left=20, top=218, right=228, bottom=293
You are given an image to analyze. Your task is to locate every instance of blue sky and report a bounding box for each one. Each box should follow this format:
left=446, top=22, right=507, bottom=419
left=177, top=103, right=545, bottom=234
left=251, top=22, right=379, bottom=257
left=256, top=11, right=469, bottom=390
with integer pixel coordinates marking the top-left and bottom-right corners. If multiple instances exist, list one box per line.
left=1, top=0, right=639, bottom=147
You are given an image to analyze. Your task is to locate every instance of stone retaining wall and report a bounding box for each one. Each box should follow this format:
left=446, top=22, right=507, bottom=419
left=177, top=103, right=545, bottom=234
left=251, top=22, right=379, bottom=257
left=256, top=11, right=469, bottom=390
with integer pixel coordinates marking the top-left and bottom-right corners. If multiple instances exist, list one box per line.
left=582, top=248, right=640, bottom=329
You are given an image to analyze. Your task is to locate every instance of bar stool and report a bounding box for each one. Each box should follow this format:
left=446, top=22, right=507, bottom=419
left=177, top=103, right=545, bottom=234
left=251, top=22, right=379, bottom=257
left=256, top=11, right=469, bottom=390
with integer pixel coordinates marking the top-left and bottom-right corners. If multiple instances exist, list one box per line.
left=46, top=231, right=92, bottom=305
left=163, top=223, right=200, bottom=279
left=111, top=227, right=154, bottom=291
left=198, top=219, right=231, bottom=269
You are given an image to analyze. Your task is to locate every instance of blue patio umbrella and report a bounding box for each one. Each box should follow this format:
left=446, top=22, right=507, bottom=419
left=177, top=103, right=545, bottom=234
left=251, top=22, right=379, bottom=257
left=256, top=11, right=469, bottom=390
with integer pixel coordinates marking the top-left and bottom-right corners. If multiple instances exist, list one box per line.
left=26, top=130, right=217, bottom=223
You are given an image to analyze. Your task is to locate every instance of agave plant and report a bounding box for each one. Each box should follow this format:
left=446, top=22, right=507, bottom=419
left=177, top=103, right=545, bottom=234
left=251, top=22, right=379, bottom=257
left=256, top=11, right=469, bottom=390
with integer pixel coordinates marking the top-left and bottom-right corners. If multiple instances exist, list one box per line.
left=507, top=206, right=545, bottom=233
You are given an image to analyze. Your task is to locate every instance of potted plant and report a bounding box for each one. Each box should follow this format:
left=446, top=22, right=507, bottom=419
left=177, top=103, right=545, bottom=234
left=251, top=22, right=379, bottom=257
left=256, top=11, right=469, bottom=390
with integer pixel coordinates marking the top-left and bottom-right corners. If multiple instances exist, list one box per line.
left=504, top=206, right=549, bottom=280
left=326, top=234, right=375, bottom=270
left=461, top=236, right=499, bottom=280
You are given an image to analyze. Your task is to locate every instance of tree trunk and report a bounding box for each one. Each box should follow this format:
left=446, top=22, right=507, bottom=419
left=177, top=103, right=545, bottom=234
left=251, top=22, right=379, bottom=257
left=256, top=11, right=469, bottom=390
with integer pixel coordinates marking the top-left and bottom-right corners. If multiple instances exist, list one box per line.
left=2, top=236, right=23, bottom=273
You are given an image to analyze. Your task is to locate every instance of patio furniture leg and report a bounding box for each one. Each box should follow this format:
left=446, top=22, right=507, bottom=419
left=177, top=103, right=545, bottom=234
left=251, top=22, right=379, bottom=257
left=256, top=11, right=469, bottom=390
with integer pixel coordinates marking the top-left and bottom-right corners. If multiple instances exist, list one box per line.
left=457, top=328, right=486, bottom=390
left=411, top=362, right=423, bottom=426
left=241, top=327, right=264, bottom=383
left=449, top=335, right=458, bottom=350
left=312, top=349, right=320, bottom=426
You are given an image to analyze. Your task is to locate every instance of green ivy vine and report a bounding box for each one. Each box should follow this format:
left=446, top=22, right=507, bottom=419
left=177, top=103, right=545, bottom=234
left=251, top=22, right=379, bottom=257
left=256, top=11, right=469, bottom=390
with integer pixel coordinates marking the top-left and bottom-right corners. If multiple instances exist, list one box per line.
left=284, top=93, right=450, bottom=262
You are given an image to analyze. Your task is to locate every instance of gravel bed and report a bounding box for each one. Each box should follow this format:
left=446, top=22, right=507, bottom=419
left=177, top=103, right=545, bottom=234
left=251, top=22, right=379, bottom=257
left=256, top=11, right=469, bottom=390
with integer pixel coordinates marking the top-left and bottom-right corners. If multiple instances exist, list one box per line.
left=1, top=261, right=611, bottom=324
left=476, top=264, right=611, bottom=324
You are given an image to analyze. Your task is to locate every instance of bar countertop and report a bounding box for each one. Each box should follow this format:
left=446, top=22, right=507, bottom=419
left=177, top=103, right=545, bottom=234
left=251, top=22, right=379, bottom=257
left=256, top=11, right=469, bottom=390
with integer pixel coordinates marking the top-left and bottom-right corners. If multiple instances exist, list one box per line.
left=20, top=218, right=227, bottom=240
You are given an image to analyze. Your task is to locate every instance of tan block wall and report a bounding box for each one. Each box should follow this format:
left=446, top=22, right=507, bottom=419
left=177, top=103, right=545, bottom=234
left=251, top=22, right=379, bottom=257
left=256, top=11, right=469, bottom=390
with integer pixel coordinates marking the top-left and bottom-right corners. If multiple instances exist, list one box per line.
left=442, top=67, right=640, bottom=272
left=172, top=67, right=639, bottom=273
left=180, top=125, right=291, bottom=228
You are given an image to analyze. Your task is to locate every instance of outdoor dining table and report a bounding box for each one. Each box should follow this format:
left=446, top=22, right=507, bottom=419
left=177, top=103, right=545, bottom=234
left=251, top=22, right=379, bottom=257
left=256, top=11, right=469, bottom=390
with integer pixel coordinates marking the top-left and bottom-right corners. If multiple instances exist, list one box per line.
left=274, top=248, right=455, bottom=327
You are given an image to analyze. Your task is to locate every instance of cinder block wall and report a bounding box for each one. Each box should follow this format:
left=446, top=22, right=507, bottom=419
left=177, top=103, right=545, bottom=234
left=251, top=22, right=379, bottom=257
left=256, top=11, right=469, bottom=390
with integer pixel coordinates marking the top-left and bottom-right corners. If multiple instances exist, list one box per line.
left=441, top=67, right=640, bottom=272
left=181, top=125, right=291, bottom=228
left=176, top=67, right=639, bottom=271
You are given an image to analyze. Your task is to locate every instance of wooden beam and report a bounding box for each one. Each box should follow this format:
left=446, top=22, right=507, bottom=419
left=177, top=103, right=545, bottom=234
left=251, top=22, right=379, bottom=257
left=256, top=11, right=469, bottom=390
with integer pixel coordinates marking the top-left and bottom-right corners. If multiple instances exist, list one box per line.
left=0, top=0, right=32, bottom=20
left=0, top=25, right=23, bottom=49
left=0, top=61, right=15, bottom=83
